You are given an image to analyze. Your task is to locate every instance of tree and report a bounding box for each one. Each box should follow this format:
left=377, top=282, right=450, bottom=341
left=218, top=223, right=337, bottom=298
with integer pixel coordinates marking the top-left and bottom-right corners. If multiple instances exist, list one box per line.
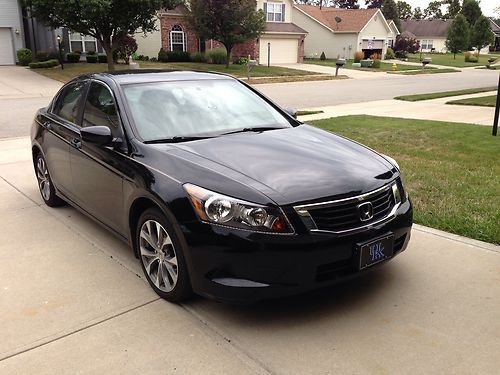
left=365, top=0, right=383, bottom=8
left=382, top=0, right=401, bottom=31
left=393, top=34, right=420, bottom=58
left=26, top=0, right=181, bottom=71
left=444, top=0, right=461, bottom=19
left=413, top=7, right=424, bottom=19
left=424, top=1, right=444, bottom=20
left=460, top=0, right=482, bottom=26
left=336, top=0, right=360, bottom=9
left=186, top=0, right=266, bottom=68
left=397, top=1, right=413, bottom=20
left=446, top=14, right=470, bottom=59
left=471, top=15, right=494, bottom=56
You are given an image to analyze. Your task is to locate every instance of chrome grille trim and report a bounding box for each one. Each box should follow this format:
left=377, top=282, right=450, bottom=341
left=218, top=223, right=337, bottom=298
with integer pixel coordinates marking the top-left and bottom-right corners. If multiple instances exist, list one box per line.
left=294, top=183, right=400, bottom=235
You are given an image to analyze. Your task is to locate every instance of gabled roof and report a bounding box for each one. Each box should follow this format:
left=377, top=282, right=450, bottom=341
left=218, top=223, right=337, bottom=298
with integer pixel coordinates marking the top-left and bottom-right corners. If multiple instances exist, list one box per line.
left=386, top=19, right=400, bottom=34
left=400, top=19, right=452, bottom=38
left=294, top=5, right=378, bottom=33
left=489, top=18, right=500, bottom=35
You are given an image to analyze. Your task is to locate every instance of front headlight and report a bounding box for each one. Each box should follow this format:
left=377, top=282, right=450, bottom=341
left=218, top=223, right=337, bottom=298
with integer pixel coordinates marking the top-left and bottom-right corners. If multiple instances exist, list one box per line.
left=382, top=154, right=400, bottom=171
left=183, top=183, right=293, bottom=233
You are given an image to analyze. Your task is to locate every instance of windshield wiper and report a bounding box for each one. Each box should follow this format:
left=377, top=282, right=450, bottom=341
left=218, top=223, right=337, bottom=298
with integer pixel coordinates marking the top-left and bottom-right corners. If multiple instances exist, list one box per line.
left=221, top=126, right=286, bottom=135
left=144, top=136, right=212, bottom=144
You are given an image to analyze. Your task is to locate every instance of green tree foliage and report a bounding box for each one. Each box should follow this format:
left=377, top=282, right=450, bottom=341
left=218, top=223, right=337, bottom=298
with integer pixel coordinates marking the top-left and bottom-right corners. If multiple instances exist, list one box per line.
left=471, top=15, right=494, bottom=56
left=335, top=0, right=360, bottom=9
left=460, top=0, right=482, bottom=26
left=26, top=0, right=181, bottom=70
left=397, top=1, right=413, bottom=20
left=424, top=1, right=444, bottom=19
left=413, top=7, right=424, bottom=19
left=365, top=0, right=383, bottom=8
left=446, top=14, right=470, bottom=59
left=444, top=0, right=461, bottom=19
left=382, top=0, right=401, bottom=31
left=186, top=0, right=266, bottom=68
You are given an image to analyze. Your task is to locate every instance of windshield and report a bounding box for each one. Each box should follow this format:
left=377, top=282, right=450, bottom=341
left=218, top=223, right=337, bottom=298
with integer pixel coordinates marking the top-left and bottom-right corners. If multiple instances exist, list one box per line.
left=122, top=79, right=292, bottom=142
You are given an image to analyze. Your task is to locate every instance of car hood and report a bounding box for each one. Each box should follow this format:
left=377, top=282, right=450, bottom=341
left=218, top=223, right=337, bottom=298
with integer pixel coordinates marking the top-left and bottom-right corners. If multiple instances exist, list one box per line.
left=165, top=125, right=396, bottom=205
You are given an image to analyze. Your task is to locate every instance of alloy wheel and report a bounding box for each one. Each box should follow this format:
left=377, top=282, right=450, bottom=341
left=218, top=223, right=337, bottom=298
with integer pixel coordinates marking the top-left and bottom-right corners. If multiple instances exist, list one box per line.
left=36, top=156, right=51, bottom=201
left=139, top=220, right=178, bottom=292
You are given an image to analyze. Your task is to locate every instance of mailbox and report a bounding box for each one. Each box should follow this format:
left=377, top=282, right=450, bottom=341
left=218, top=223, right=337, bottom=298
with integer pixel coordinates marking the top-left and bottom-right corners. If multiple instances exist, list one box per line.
left=487, top=57, right=497, bottom=64
left=336, top=58, right=346, bottom=67
left=422, top=57, right=432, bottom=68
left=246, top=56, right=258, bottom=81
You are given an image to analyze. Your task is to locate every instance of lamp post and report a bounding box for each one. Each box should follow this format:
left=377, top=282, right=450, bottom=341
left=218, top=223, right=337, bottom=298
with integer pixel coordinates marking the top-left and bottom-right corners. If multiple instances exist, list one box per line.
left=57, top=35, right=64, bottom=70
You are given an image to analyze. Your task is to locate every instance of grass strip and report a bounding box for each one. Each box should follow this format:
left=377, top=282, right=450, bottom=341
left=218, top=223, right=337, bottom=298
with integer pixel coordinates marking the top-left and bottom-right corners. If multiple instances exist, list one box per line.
left=310, top=115, right=499, bottom=244
left=446, top=95, right=497, bottom=107
left=394, top=86, right=497, bottom=102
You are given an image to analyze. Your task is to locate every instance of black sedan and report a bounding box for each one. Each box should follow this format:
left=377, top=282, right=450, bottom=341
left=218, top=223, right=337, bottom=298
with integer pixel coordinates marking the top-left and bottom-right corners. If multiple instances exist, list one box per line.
left=31, top=70, right=412, bottom=303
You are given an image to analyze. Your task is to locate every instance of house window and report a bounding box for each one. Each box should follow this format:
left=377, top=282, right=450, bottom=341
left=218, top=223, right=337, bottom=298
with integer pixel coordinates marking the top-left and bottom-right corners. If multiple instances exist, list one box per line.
left=420, top=39, right=434, bottom=50
left=264, top=2, right=285, bottom=22
left=69, top=32, right=97, bottom=53
left=170, top=25, right=186, bottom=52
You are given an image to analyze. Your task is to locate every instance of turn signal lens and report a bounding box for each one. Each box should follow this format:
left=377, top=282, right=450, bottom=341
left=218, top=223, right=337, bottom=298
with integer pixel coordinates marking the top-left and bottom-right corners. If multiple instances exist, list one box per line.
left=183, top=183, right=293, bottom=233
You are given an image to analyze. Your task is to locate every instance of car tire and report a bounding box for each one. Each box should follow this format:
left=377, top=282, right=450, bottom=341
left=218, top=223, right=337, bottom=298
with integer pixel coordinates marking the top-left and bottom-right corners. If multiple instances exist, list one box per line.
left=136, top=207, right=193, bottom=302
left=34, top=152, right=66, bottom=207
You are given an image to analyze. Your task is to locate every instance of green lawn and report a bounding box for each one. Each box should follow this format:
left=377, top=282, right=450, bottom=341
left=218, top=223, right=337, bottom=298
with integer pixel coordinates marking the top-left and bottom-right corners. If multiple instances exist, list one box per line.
left=447, top=95, right=498, bottom=107
left=305, top=58, right=423, bottom=72
left=395, top=87, right=498, bottom=101
left=387, top=68, right=459, bottom=75
left=32, top=61, right=320, bottom=83
left=310, top=115, right=500, bottom=244
left=406, top=52, right=497, bottom=67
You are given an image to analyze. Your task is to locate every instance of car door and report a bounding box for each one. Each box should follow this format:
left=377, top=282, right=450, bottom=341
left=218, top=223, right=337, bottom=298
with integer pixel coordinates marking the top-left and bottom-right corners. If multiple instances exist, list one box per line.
left=41, top=80, right=86, bottom=198
left=69, top=80, right=126, bottom=234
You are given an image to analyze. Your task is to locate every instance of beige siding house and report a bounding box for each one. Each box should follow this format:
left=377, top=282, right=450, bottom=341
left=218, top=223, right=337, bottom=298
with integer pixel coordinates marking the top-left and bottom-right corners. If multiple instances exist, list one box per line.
left=400, top=19, right=452, bottom=53
left=293, top=5, right=394, bottom=60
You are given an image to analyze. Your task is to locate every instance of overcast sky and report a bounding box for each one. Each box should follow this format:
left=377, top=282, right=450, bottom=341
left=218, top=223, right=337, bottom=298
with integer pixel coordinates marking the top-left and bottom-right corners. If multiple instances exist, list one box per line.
left=400, top=0, right=498, bottom=17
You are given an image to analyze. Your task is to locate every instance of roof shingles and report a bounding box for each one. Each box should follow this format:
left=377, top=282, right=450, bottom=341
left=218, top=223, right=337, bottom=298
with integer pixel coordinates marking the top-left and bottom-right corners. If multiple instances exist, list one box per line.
left=295, top=5, right=378, bottom=32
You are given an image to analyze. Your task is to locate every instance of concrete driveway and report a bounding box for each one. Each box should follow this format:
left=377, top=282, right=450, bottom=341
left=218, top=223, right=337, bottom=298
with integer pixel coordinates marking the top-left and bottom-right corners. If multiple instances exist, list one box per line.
left=0, top=138, right=499, bottom=374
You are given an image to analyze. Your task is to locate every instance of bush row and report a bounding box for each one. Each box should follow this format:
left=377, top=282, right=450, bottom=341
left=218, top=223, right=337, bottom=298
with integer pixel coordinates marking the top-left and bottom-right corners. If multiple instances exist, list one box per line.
left=156, top=48, right=229, bottom=65
left=29, top=59, right=59, bottom=69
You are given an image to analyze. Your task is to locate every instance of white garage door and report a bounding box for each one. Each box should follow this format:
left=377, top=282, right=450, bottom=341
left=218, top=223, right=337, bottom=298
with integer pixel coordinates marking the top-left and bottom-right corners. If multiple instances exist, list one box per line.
left=259, top=38, right=298, bottom=65
left=0, top=28, right=15, bottom=65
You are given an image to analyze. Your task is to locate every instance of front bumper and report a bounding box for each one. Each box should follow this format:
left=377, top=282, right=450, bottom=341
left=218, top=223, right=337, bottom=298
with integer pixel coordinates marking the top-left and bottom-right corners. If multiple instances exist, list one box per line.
left=181, top=199, right=413, bottom=303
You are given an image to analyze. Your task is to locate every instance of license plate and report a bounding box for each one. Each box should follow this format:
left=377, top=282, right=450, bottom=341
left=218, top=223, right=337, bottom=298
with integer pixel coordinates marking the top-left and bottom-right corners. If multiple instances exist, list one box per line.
left=357, top=234, right=394, bottom=270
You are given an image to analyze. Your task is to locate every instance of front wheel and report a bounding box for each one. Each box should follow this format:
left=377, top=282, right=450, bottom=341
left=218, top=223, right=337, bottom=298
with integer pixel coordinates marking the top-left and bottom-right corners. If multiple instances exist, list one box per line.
left=136, top=208, right=192, bottom=302
left=35, top=152, right=65, bottom=207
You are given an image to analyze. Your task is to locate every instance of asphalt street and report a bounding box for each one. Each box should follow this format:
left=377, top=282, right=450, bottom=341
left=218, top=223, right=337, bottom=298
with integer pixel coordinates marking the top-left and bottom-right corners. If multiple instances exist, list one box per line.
left=0, top=66, right=499, bottom=374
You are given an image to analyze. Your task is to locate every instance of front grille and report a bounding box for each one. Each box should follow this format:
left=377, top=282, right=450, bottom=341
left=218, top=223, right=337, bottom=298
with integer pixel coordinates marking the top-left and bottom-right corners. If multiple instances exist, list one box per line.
left=305, top=185, right=396, bottom=233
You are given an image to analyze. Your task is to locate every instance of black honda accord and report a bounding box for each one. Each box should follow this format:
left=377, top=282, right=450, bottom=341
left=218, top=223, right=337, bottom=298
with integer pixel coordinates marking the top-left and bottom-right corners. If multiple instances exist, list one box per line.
left=31, top=70, right=412, bottom=303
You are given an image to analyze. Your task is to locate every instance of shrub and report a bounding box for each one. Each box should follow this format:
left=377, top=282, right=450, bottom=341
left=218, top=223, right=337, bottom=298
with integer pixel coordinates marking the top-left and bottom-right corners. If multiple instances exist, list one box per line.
left=353, top=51, right=364, bottom=63
left=36, top=50, right=50, bottom=61
left=149, top=57, right=158, bottom=62
left=47, top=50, right=59, bottom=60
left=143, top=55, right=149, bottom=61
left=320, top=51, right=326, bottom=60
left=166, top=51, right=191, bottom=62
left=86, top=54, right=98, bottom=63
left=372, top=59, right=381, bottom=68
left=385, top=48, right=395, bottom=60
left=117, top=35, right=138, bottom=64
left=112, top=49, right=120, bottom=63
left=468, top=55, right=478, bottom=63
left=191, top=52, right=207, bottom=63
left=66, top=53, right=81, bottom=63
left=464, top=51, right=473, bottom=62
left=370, top=52, right=382, bottom=60
left=17, top=48, right=32, bottom=66
left=73, top=50, right=82, bottom=55
left=29, top=59, right=59, bottom=69
left=98, top=54, right=108, bottom=63
left=394, top=35, right=420, bottom=58
left=87, top=50, right=96, bottom=56
left=206, top=48, right=227, bottom=64
left=158, top=48, right=168, bottom=62
left=233, top=56, right=248, bottom=65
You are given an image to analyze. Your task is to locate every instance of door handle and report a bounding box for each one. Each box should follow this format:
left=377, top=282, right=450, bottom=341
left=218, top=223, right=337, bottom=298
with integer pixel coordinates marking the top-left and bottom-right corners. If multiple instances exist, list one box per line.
left=70, top=138, right=82, bottom=149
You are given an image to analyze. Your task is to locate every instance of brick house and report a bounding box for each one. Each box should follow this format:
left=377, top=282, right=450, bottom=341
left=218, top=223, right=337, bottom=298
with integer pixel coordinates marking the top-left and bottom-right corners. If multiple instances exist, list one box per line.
left=157, top=0, right=307, bottom=64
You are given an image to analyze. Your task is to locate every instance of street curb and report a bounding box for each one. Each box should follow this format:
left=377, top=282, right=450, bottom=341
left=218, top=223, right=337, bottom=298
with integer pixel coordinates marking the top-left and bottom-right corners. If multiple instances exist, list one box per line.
left=413, top=224, right=499, bottom=254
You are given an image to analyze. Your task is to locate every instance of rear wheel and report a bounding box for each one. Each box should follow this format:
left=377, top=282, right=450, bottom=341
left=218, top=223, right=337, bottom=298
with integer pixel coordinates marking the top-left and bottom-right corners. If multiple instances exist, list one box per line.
left=137, top=208, right=192, bottom=302
left=35, top=152, right=65, bottom=207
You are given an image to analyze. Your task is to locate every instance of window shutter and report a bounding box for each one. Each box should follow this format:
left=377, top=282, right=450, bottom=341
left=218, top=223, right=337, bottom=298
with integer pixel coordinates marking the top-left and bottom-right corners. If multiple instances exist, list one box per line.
left=282, top=3, right=285, bottom=21
left=263, top=2, right=267, bottom=14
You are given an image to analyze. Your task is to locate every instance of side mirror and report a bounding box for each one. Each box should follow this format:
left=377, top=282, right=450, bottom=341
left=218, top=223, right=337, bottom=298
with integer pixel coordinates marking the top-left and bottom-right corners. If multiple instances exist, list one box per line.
left=81, top=126, right=114, bottom=145
left=284, top=108, right=298, bottom=119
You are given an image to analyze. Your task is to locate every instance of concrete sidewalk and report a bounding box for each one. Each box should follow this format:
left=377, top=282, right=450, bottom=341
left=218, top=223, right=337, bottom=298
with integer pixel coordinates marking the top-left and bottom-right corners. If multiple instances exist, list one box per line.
left=298, top=92, right=496, bottom=126
left=0, top=136, right=499, bottom=374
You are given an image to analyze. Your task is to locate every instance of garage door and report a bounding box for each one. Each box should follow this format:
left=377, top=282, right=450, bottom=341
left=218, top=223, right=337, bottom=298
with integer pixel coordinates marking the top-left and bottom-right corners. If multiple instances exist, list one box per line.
left=259, top=38, right=298, bottom=65
left=0, top=28, right=15, bottom=65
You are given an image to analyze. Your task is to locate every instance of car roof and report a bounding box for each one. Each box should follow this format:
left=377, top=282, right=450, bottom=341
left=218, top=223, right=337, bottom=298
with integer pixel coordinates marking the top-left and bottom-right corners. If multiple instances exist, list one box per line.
left=83, top=69, right=235, bottom=85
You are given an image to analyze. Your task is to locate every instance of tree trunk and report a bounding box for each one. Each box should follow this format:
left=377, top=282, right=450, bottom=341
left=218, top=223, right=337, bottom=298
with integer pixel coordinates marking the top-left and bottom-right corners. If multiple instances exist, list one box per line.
left=101, top=37, right=115, bottom=71
left=225, top=45, right=232, bottom=69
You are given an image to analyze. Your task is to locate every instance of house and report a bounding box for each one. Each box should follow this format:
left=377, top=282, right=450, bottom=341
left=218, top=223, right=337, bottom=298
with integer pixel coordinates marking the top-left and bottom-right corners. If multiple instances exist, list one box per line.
left=489, top=18, right=500, bottom=52
left=400, top=19, right=452, bottom=53
left=0, top=0, right=59, bottom=65
left=292, top=5, right=395, bottom=60
left=386, top=19, right=400, bottom=48
left=148, top=0, right=307, bottom=64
